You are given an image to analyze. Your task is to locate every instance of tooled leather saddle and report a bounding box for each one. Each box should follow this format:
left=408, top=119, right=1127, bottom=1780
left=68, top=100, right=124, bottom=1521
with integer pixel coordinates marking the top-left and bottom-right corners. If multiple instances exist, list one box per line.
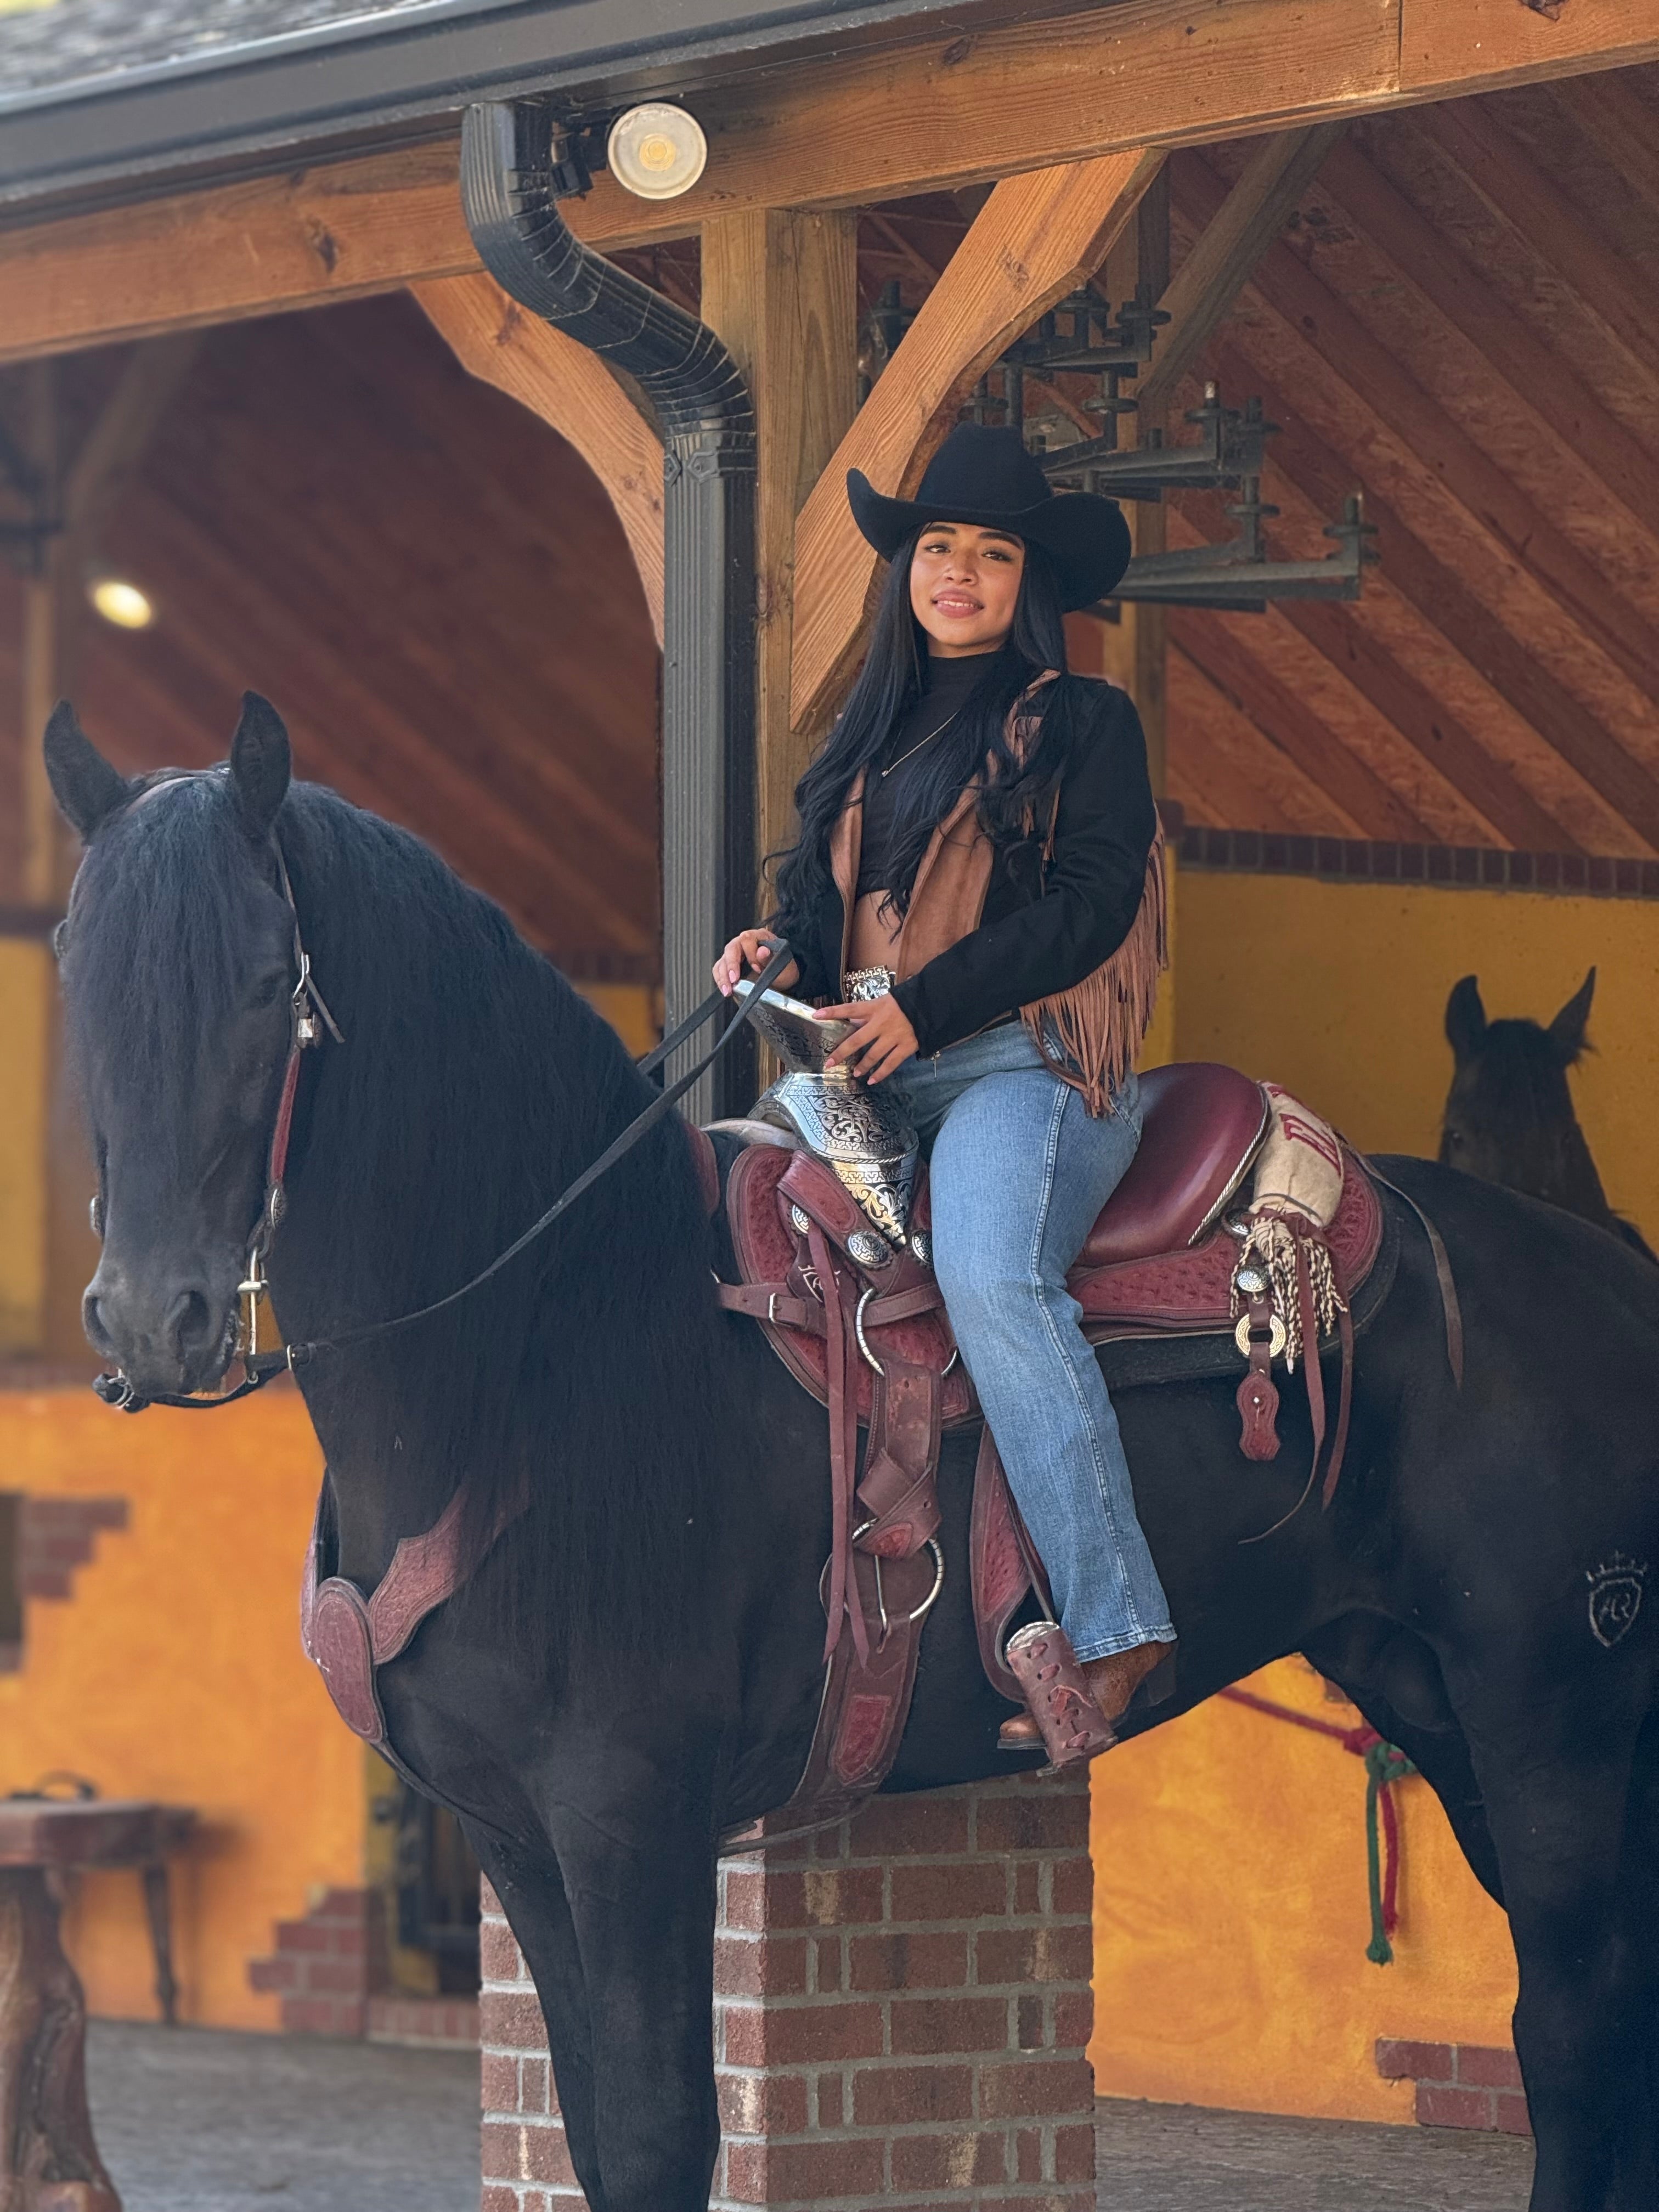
left=702, top=1062, right=1391, bottom=1842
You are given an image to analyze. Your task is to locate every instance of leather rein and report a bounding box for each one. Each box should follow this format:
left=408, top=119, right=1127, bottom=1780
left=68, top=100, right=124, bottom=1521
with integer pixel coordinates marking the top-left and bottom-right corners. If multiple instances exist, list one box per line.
left=83, top=793, right=783, bottom=1414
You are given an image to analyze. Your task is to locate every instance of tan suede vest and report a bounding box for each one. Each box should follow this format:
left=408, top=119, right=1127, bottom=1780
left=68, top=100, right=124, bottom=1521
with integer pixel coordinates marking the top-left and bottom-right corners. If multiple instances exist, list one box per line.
left=826, top=676, right=1167, bottom=1114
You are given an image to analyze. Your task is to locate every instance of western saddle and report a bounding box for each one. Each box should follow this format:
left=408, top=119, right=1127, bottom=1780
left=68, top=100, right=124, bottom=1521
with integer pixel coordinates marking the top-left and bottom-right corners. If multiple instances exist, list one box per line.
left=701, top=1061, right=1388, bottom=1841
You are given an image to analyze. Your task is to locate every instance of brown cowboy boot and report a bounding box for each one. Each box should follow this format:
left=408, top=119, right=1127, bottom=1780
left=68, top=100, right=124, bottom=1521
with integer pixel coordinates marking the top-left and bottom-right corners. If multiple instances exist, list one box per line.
left=999, top=1634, right=1174, bottom=1753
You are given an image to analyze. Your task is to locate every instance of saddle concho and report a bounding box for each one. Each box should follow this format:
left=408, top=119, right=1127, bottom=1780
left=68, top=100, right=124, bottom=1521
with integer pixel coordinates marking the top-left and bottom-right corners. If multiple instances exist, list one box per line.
left=736, top=977, right=919, bottom=1252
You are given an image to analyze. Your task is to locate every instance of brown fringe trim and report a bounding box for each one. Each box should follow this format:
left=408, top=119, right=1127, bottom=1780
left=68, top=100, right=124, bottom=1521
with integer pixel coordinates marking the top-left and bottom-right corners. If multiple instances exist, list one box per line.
left=1019, top=821, right=1169, bottom=1117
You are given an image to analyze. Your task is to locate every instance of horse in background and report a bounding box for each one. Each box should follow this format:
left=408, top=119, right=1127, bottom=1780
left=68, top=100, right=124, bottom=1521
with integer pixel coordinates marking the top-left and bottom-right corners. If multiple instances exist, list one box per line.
left=1441, top=969, right=1656, bottom=1262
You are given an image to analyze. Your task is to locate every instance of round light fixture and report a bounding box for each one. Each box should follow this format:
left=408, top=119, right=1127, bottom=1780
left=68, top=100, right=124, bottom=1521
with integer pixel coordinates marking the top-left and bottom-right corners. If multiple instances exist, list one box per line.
left=606, top=103, right=707, bottom=201
left=88, top=576, right=155, bottom=630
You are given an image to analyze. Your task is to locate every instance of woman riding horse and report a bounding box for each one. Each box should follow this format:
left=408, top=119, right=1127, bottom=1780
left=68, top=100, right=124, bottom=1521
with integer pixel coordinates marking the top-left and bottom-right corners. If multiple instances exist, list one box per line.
left=716, top=422, right=1175, bottom=1747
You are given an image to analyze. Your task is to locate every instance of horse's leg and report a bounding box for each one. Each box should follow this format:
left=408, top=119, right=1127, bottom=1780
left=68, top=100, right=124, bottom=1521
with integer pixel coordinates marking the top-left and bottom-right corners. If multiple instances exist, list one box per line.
left=1455, top=1690, right=1654, bottom=2212
left=468, top=1827, right=613, bottom=2212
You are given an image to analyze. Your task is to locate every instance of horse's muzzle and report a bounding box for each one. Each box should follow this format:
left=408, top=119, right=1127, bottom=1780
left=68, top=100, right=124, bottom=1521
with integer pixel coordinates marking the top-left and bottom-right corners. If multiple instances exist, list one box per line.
left=83, top=1255, right=238, bottom=1398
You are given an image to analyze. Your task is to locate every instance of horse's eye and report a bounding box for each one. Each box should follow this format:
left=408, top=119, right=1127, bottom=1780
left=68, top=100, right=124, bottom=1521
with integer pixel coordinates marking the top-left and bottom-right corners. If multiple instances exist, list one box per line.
left=252, top=972, right=288, bottom=1009
left=1445, top=1130, right=1463, bottom=1150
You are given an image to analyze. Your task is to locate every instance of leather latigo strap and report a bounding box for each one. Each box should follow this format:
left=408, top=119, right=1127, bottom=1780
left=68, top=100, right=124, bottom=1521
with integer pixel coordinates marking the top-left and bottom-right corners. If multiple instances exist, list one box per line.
left=720, top=1543, right=938, bottom=1852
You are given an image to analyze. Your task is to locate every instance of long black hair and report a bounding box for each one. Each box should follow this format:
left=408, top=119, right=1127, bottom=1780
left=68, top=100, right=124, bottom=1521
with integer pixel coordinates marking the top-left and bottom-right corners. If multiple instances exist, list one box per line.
left=772, top=528, right=1081, bottom=926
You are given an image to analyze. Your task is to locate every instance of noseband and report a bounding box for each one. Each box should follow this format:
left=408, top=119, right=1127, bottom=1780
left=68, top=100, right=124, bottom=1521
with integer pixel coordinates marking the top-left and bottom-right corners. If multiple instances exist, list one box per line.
left=78, top=774, right=782, bottom=1414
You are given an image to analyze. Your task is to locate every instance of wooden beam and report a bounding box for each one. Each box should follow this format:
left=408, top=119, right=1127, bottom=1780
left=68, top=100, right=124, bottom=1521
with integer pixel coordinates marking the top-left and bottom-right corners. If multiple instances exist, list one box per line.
left=1554, top=67, right=1659, bottom=223
left=1137, top=123, right=1345, bottom=416
left=790, top=146, right=1165, bottom=731
left=1319, top=137, right=1659, bottom=541
left=10, top=0, right=1659, bottom=370
left=413, top=272, right=666, bottom=644
left=699, top=210, right=859, bottom=881
left=1216, top=341, right=1659, bottom=852
left=1166, top=606, right=1432, bottom=841
left=1171, top=154, right=1659, bottom=704
left=1403, top=3, right=1659, bottom=101
left=1417, top=99, right=1659, bottom=384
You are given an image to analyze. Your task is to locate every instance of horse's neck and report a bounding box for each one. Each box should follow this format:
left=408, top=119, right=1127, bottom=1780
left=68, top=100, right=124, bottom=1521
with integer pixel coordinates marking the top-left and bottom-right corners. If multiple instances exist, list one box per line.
left=1551, top=1120, right=1615, bottom=1223
left=278, top=973, right=597, bottom=1574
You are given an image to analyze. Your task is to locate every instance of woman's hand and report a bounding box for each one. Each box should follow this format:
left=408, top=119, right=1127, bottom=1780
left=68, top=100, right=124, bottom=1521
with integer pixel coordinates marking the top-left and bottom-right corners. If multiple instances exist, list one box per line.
left=819, top=992, right=920, bottom=1086
left=714, top=932, right=799, bottom=998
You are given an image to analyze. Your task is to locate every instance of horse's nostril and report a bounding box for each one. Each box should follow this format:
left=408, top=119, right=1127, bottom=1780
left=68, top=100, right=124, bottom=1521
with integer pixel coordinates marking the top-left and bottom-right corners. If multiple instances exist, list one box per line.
left=82, top=1291, right=115, bottom=1356
left=165, top=1289, right=215, bottom=1361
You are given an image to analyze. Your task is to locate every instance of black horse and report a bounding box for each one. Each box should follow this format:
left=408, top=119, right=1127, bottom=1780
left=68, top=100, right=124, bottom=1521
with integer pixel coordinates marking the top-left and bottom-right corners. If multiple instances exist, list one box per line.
left=1442, top=969, right=1656, bottom=1262
left=46, top=697, right=1659, bottom=2212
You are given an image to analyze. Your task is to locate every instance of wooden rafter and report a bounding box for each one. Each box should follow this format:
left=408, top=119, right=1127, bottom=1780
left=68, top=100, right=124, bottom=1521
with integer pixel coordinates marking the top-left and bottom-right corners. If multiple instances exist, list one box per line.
left=413, top=273, right=666, bottom=644
left=789, top=147, right=1165, bottom=731
left=1136, top=124, right=1345, bottom=417
left=1215, top=342, right=1659, bottom=852
left=1172, top=154, right=1659, bottom=703
left=1167, top=639, right=1361, bottom=835
left=1417, top=99, right=1659, bottom=383
left=7, top=0, right=1659, bottom=368
left=1318, top=138, right=1659, bottom=541
left=122, top=485, right=657, bottom=950
left=1166, top=607, right=1432, bottom=842
left=1553, top=67, right=1659, bottom=222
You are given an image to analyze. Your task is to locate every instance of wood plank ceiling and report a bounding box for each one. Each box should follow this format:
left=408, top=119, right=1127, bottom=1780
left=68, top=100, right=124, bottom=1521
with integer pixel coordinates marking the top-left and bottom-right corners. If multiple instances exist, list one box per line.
left=0, top=292, right=663, bottom=975
left=2, top=64, right=1655, bottom=987
left=856, top=67, right=1659, bottom=858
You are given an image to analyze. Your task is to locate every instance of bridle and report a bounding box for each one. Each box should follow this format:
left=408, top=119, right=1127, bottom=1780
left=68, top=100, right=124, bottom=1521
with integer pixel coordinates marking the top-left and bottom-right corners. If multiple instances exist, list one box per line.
left=77, top=778, right=781, bottom=1413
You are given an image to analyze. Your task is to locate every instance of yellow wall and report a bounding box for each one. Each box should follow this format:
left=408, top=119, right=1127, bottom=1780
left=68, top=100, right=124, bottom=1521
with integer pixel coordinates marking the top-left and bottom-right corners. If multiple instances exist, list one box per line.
left=0, top=941, right=52, bottom=1353
left=0, top=1389, right=359, bottom=2029
left=1091, top=869, right=1659, bottom=2118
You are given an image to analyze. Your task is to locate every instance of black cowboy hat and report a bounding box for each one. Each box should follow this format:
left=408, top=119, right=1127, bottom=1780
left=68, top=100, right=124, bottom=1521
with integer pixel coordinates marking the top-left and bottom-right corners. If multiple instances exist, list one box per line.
left=847, top=422, right=1132, bottom=612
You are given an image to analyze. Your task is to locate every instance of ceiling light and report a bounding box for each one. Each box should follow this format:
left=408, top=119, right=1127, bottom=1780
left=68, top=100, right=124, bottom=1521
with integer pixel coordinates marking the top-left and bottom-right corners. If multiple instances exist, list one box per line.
left=88, top=577, right=155, bottom=630
left=606, top=104, right=707, bottom=201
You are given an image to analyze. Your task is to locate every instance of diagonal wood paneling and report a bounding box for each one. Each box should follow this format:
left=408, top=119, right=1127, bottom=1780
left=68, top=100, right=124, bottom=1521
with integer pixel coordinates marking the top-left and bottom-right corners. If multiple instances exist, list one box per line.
left=1162, top=67, right=1659, bottom=849
left=0, top=292, right=662, bottom=975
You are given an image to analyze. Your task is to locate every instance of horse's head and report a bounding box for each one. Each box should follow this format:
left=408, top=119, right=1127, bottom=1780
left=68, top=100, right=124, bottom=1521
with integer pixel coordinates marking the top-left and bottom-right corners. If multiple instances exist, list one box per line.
left=1439, top=969, right=1598, bottom=1206
left=47, top=694, right=302, bottom=1397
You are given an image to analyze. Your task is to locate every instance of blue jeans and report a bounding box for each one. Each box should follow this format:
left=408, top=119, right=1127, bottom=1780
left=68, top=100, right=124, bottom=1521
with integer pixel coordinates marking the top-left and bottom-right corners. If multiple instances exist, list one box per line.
left=886, top=1023, right=1176, bottom=1662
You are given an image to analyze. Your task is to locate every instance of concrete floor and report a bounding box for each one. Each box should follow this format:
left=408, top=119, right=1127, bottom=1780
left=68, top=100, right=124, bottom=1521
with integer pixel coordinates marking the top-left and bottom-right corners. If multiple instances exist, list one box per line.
left=87, top=2021, right=480, bottom=2212
left=85, top=2022, right=1536, bottom=2211
left=1095, top=2096, right=1534, bottom=2212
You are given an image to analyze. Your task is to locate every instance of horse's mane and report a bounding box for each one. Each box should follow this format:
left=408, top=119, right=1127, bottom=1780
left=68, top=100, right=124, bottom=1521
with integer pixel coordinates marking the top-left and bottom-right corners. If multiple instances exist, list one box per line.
left=66, top=772, right=726, bottom=1677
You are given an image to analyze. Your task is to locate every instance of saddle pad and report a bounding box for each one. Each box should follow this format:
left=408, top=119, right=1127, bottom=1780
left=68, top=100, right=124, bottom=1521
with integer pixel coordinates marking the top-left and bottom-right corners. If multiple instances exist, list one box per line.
left=725, top=1143, right=977, bottom=1426
left=1075, top=1145, right=1384, bottom=1338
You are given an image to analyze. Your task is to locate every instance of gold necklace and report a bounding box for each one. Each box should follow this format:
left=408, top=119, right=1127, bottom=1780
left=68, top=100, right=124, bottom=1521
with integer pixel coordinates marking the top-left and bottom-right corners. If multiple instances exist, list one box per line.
left=880, top=708, right=961, bottom=778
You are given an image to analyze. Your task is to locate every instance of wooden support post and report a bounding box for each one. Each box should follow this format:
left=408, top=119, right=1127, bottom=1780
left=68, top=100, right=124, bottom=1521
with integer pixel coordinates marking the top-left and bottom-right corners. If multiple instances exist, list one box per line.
left=791, top=148, right=1165, bottom=736
left=699, top=210, right=859, bottom=893
left=412, top=275, right=667, bottom=644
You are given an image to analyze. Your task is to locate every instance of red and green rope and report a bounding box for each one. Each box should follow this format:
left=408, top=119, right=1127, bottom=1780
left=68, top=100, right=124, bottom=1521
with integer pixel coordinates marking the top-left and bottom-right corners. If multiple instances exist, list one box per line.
left=1218, top=1684, right=1416, bottom=1965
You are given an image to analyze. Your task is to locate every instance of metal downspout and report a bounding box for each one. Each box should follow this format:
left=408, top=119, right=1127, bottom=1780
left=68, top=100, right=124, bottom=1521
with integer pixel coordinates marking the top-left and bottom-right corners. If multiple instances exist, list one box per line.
left=460, top=99, right=757, bottom=1117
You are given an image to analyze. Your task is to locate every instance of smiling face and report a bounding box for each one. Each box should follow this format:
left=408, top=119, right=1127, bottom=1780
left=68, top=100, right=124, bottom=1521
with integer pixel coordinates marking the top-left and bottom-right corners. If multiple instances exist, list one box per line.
left=909, top=521, right=1026, bottom=656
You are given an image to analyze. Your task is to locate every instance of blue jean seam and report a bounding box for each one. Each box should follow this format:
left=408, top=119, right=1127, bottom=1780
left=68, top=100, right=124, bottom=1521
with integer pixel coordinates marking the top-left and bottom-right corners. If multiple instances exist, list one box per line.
left=1025, top=1083, right=1154, bottom=1650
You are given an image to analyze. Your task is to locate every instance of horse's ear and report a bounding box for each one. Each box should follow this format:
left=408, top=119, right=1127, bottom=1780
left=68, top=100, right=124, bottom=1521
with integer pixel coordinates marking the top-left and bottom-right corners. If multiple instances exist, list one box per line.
left=1548, top=968, right=1596, bottom=1065
left=1444, top=975, right=1487, bottom=1064
left=43, top=701, right=132, bottom=839
left=228, top=691, right=291, bottom=838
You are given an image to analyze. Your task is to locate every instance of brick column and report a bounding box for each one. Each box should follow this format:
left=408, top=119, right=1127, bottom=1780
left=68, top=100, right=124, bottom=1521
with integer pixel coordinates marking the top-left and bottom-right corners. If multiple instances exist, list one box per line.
left=480, top=1770, right=1096, bottom=2212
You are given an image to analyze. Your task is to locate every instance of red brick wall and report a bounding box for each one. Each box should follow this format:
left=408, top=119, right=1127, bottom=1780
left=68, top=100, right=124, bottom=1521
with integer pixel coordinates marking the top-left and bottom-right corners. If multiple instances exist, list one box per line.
left=16, top=1494, right=127, bottom=1602
left=249, top=1886, right=386, bottom=2036
left=481, top=1771, right=1096, bottom=2211
left=1376, top=2039, right=1530, bottom=2135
